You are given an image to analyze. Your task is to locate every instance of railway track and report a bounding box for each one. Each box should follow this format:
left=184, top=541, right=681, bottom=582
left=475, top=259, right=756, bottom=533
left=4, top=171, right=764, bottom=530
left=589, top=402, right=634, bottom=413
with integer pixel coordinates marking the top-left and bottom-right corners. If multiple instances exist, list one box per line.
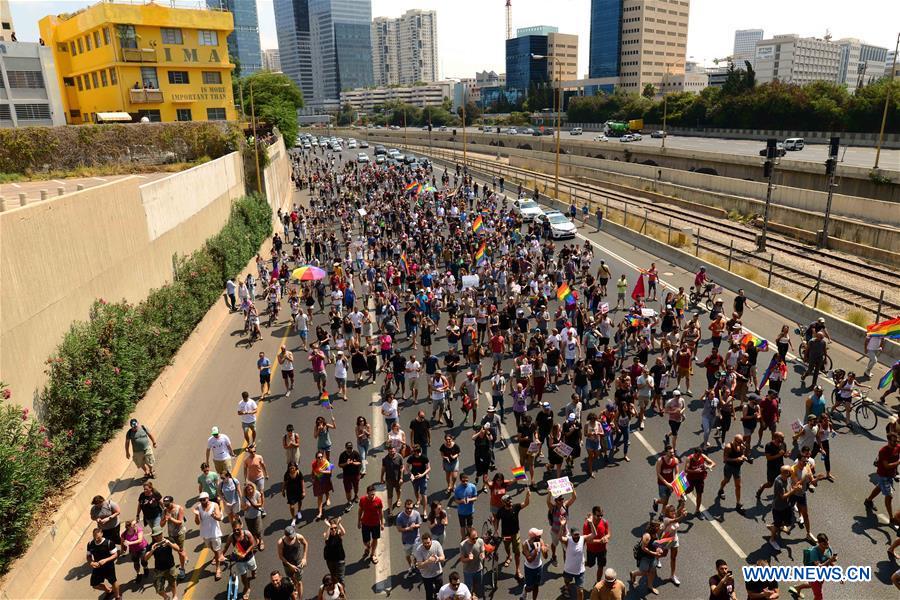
left=401, top=143, right=900, bottom=317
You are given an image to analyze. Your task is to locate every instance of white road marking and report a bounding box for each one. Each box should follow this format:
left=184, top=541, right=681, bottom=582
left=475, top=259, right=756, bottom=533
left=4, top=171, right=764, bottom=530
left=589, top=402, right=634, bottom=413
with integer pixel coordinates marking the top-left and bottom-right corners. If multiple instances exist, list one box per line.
left=10, top=182, right=21, bottom=188
left=632, top=429, right=748, bottom=560
left=371, top=393, right=392, bottom=595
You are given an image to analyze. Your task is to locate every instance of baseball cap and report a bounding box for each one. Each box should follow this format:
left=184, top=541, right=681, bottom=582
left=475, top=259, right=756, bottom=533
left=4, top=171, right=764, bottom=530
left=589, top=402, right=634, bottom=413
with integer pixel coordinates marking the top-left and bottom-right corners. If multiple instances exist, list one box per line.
left=528, top=528, right=544, bottom=537
left=487, top=406, right=496, bottom=412
left=284, top=526, right=296, bottom=536
left=671, top=390, right=682, bottom=397
left=747, top=393, right=761, bottom=401
left=129, top=418, right=138, bottom=427
left=151, top=526, right=164, bottom=536
left=211, top=426, right=219, bottom=436
left=568, top=413, right=576, bottom=421
left=198, top=492, right=210, bottom=500
left=542, top=402, right=551, bottom=409
left=501, top=494, right=512, bottom=502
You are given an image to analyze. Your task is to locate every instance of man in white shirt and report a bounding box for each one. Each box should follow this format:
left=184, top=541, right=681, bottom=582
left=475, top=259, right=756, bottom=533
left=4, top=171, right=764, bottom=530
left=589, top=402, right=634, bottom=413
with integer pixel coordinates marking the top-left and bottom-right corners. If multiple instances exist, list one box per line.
left=406, top=357, right=422, bottom=403
left=560, top=527, right=595, bottom=600
left=237, top=391, right=258, bottom=445
left=206, top=427, right=235, bottom=475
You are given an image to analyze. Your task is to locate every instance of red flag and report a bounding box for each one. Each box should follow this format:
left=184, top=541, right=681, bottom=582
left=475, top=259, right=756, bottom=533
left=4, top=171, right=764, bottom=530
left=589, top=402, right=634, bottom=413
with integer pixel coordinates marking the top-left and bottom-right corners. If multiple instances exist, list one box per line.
left=631, top=272, right=645, bottom=301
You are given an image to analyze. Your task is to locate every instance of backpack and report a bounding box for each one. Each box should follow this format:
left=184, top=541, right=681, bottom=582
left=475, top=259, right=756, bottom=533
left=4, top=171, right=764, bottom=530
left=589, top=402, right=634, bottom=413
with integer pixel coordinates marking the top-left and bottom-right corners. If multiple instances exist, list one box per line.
left=802, top=546, right=817, bottom=566
left=633, top=541, right=643, bottom=563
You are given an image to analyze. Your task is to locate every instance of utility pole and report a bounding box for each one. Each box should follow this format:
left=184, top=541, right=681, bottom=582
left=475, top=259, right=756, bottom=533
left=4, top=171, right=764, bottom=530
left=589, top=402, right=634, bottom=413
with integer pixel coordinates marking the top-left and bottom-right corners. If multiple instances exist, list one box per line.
left=756, top=137, right=777, bottom=252
left=874, top=32, right=899, bottom=170
left=819, top=136, right=840, bottom=249
left=249, top=81, right=262, bottom=195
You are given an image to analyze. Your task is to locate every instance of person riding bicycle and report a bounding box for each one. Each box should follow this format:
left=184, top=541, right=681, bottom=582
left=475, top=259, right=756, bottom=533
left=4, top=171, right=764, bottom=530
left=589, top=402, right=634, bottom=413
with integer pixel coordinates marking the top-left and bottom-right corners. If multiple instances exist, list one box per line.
left=694, top=267, right=710, bottom=291
left=803, top=317, right=831, bottom=344
left=833, top=371, right=869, bottom=426
left=247, top=305, right=261, bottom=341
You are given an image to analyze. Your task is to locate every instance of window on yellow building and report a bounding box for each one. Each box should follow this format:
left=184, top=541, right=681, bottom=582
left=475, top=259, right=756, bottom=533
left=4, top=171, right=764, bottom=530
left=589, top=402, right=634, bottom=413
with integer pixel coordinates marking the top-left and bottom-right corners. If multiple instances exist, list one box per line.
left=91, top=72, right=99, bottom=88
left=85, top=34, right=92, bottom=51
left=207, top=107, right=226, bottom=120
left=77, top=38, right=83, bottom=54
left=57, top=43, right=67, bottom=52
left=198, top=30, right=218, bottom=46
left=94, top=31, right=101, bottom=48
left=176, top=108, right=192, bottom=122
left=100, top=70, right=108, bottom=86
left=202, top=71, right=222, bottom=84
left=109, top=68, right=118, bottom=85
left=83, top=74, right=90, bottom=90
left=76, top=76, right=83, bottom=91
left=168, top=71, right=190, bottom=84
left=103, top=27, right=110, bottom=45
left=70, top=41, right=77, bottom=55
left=161, top=28, right=183, bottom=45
left=118, top=25, right=137, bottom=49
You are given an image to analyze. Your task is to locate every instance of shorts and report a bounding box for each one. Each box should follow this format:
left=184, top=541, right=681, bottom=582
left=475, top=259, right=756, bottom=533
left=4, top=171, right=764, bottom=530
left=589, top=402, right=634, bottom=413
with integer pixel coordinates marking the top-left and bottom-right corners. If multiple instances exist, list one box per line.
left=458, top=513, right=474, bottom=529
left=299, top=330, right=308, bottom=340
left=677, top=366, right=691, bottom=378
left=233, top=556, right=257, bottom=578
left=403, top=543, right=416, bottom=557
left=102, top=526, right=122, bottom=545
left=687, top=478, right=705, bottom=495
left=723, top=462, right=742, bottom=480
left=503, top=533, right=521, bottom=555
left=563, top=571, right=585, bottom=589
left=668, top=420, right=682, bottom=435
left=260, top=373, right=271, bottom=385
left=586, top=549, right=607, bottom=569
left=412, top=477, right=428, bottom=496
left=524, top=565, right=543, bottom=588
left=213, top=458, right=233, bottom=476
left=637, top=555, right=658, bottom=572
left=361, top=525, right=381, bottom=543
left=313, top=371, right=327, bottom=383
left=394, top=373, right=405, bottom=385
left=283, top=562, right=304, bottom=581
left=167, top=531, right=186, bottom=549
left=565, top=358, right=575, bottom=370
left=493, top=352, right=503, bottom=363
left=343, top=473, right=360, bottom=493
left=282, top=369, right=295, bottom=382
left=793, top=494, right=807, bottom=508
left=585, top=437, right=601, bottom=452
left=335, top=376, right=346, bottom=387
left=772, top=507, right=793, bottom=528
left=443, top=459, right=460, bottom=473
left=204, top=536, right=223, bottom=552
left=90, top=564, right=117, bottom=587
left=132, top=449, right=155, bottom=470
left=658, top=483, right=673, bottom=502
left=878, top=476, right=895, bottom=497
left=154, top=566, right=177, bottom=594
left=242, top=421, right=257, bottom=433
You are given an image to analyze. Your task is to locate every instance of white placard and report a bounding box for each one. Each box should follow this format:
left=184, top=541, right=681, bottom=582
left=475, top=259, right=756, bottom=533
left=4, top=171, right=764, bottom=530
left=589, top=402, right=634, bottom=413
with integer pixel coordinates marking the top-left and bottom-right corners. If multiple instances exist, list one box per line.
left=599, top=302, right=609, bottom=315
left=790, top=419, right=803, bottom=434
left=357, top=208, right=367, bottom=216
left=547, top=476, right=574, bottom=497
left=641, top=308, right=657, bottom=318
left=528, top=441, right=543, bottom=455
left=553, top=442, right=573, bottom=457
left=463, top=317, right=477, bottom=326
left=461, top=275, right=480, bottom=290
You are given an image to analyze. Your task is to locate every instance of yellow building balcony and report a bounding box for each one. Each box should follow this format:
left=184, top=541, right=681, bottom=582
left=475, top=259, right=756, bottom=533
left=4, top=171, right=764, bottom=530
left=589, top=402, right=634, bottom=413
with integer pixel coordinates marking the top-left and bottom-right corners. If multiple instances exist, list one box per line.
left=121, top=47, right=157, bottom=63
left=129, top=88, right=164, bottom=104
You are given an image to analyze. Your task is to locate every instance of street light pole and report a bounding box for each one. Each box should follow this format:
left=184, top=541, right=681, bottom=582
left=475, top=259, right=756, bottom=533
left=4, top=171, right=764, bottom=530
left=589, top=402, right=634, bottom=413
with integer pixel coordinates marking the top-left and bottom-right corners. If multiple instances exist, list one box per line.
left=462, top=88, right=468, bottom=169
left=874, top=32, right=899, bottom=170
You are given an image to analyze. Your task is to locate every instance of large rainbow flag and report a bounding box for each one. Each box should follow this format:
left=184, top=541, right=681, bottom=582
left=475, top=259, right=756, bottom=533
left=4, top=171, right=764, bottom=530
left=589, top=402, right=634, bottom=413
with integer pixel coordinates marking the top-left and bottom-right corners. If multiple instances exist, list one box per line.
left=472, top=215, right=484, bottom=234
left=557, top=283, right=576, bottom=304
left=672, top=471, right=690, bottom=497
left=867, top=317, right=900, bottom=339
left=740, top=333, right=769, bottom=351
left=512, top=466, right=527, bottom=481
left=879, top=363, right=898, bottom=389
left=399, top=251, right=410, bottom=275
left=474, top=241, right=487, bottom=266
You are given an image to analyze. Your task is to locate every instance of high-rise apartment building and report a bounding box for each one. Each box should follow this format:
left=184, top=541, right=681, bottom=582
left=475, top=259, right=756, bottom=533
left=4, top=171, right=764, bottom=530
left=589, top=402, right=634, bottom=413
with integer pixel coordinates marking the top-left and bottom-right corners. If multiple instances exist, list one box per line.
left=275, top=0, right=372, bottom=110
left=261, top=48, right=281, bottom=72
left=732, top=29, right=763, bottom=68
left=39, top=1, right=236, bottom=124
left=548, top=32, right=578, bottom=82
left=207, top=0, right=261, bottom=74
left=371, top=10, right=438, bottom=87
left=587, top=0, right=690, bottom=94
left=836, top=38, right=887, bottom=92
left=397, top=9, right=438, bottom=84
left=371, top=16, right=399, bottom=86
left=753, top=34, right=842, bottom=85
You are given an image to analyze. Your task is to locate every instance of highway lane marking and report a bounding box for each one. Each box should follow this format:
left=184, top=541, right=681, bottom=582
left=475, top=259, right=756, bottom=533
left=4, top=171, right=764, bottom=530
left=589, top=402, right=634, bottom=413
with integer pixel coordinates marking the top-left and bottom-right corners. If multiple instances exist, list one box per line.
left=182, top=312, right=291, bottom=600
left=631, top=429, right=749, bottom=560
left=371, top=392, right=392, bottom=595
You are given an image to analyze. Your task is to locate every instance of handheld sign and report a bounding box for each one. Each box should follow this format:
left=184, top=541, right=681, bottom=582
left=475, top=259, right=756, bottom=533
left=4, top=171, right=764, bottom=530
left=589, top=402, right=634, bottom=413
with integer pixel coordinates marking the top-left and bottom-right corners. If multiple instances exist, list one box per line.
left=547, top=476, right=574, bottom=498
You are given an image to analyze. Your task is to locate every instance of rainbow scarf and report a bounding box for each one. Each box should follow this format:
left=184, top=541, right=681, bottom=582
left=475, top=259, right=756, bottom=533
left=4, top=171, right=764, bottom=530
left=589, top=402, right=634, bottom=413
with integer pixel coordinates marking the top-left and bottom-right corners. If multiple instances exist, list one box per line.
left=472, top=215, right=484, bottom=234
left=557, top=283, right=576, bottom=305
left=740, top=333, right=769, bottom=351
left=314, top=459, right=333, bottom=478
left=474, top=241, right=487, bottom=266
left=867, top=317, right=900, bottom=339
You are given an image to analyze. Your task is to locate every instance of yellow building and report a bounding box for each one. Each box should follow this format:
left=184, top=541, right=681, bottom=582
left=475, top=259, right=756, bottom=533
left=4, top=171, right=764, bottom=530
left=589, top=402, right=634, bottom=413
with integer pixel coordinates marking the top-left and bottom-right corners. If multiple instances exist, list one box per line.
left=39, top=1, right=237, bottom=124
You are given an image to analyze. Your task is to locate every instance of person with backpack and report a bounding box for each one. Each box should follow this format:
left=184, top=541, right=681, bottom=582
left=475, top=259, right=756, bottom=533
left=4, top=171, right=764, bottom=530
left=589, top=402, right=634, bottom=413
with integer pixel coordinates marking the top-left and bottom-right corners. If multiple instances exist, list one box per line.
left=789, top=533, right=838, bottom=600
left=629, top=521, right=663, bottom=596
left=125, top=418, right=158, bottom=480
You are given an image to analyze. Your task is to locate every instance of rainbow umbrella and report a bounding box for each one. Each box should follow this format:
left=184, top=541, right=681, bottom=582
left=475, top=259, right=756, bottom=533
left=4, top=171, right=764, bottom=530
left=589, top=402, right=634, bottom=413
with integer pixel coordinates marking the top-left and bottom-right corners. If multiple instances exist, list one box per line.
left=291, top=265, right=327, bottom=281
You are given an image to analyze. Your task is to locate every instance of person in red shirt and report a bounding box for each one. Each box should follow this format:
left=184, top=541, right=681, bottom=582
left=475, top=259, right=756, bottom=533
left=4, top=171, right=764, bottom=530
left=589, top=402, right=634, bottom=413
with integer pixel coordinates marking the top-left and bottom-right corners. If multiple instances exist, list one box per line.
left=674, top=345, right=693, bottom=394
left=489, top=331, right=506, bottom=373
left=653, top=445, right=680, bottom=516
left=357, top=484, right=385, bottom=564
left=864, top=433, right=900, bottom=520
left=583, top=506, right=610, bottom=584
left=685, top=447, right=716, bottom=519
left=698, top=348, right=724, bottom=391
left=758, top=391, right=780, bottom=447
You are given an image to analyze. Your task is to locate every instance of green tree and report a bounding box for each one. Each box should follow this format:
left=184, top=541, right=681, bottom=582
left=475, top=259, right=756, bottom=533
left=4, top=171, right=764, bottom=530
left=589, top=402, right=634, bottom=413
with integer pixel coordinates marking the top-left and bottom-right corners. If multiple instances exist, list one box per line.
left=238, top=71, right=304, bottom=143
left=642, top=83, right=656, bottom=99
left=336, top=102, right=354, bottom=126
left=457, top=101, right=482, bottom=126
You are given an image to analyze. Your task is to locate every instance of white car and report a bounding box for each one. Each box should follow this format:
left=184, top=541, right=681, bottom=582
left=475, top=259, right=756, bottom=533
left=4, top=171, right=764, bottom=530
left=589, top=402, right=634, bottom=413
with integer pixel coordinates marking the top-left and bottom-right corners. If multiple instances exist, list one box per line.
left=593, top=134, right=609, bottom=142
left=536, top=210, right=577, bottom=239
left=332, top=144, right=342, bottom=152
left=357, top=152, right=369, bottom=163
left=522, top=128, right=534, bottom=135
left=359, top=141, right=369, bottom=148
left=375, top=155, right=386, bottom=164
left=631, top=133, right=642, bottom=141
left=507, top=128, right=518, bottom=135
left=619, top=134, right=635, bottom=142
left=348, top=140, right=357, bottom=149
left=512, top=199, right=544, bottom=222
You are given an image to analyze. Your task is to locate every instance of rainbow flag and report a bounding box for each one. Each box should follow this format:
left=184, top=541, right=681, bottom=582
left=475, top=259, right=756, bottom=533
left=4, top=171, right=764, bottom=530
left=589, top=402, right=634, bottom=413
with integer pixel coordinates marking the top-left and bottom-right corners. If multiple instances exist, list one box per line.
left=740, top=333, right=769, bottom=351
left=557, top=283, right=576, bottom=305
left=399, top=252, right=410, bottom=275
left=472, top=215, right=484, bottom=233
left=512, top=466, right=527, bottom=481
left=867, top=317, right=900, bottom=339
left=315, top=459, right=334, bottom=478
left=672, top=471, right=689, bottom=497
left=404, top=181, right=418, bottom=192
left=879, top=365, right=897, bottom=390
left=474, top=241, right=487, bottom=266
left=657, top=535, right=676, bottom=548
left=320, top=390, right=331, bottom=408
left=625, top=315, right=642, bottom=327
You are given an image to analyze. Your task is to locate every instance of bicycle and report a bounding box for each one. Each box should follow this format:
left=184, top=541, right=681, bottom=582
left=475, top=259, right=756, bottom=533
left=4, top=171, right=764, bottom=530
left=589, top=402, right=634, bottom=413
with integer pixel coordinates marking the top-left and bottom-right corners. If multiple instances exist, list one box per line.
left=828, top=389, right=879, bottom=431
left=688, top=282, right=721, bottom=311
left=225, top=560, right=240, bottom=600
left=794, top=326, right=833, bottom=372
left=480, top=517, right=502, bottom=599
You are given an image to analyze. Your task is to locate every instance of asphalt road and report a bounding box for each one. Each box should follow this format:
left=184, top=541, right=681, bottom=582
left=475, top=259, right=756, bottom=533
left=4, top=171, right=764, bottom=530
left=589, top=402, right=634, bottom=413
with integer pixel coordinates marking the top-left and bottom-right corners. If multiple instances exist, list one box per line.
left=384, top=126, right=900, bottom=171
left=43, top=144, right=899, bottom=600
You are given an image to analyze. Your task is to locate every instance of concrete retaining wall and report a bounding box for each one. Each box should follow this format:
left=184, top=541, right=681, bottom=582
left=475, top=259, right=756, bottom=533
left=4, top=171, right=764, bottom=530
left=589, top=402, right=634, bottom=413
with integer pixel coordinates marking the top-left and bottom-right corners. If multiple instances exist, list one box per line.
left=0, top=152, right=244, bottom=412
left=264, top=136, right=293, bottom=219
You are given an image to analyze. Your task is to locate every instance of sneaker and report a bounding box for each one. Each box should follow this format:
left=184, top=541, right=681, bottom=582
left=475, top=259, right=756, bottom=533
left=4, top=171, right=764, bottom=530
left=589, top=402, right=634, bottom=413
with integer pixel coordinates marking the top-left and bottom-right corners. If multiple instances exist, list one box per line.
left=864, top=498, right=875, bottom=510
left=406, top=567, right=415, bottom=579
left=769, top=539, right=782, bottom=551
left=672, top=576, right=681, bottom=586
left=736, top=504, right=745, bottom=516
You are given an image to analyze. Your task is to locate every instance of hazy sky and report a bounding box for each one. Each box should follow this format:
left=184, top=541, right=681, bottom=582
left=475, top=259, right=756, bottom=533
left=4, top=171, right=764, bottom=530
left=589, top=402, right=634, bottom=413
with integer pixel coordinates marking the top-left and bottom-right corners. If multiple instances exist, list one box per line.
left=9, top=0, right=899, bottom=78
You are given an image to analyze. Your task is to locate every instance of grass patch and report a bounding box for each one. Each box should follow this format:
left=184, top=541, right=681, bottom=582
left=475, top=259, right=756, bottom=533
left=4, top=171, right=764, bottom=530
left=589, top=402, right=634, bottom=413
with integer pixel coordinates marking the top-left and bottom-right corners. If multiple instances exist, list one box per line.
left=699, top=251, right=728, bottom=269
left=815, top=297, right=833, bottom=314
left=734, top=263, right=766, bottom=284
left=0, top=172, right=26, bottom=184
left=844, top=308, right=869, bottom=327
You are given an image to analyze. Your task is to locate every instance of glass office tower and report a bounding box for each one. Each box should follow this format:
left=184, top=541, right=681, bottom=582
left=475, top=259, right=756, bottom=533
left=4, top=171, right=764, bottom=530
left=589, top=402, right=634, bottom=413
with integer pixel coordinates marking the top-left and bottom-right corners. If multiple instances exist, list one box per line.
left=208, top=0, right=262, bottom=74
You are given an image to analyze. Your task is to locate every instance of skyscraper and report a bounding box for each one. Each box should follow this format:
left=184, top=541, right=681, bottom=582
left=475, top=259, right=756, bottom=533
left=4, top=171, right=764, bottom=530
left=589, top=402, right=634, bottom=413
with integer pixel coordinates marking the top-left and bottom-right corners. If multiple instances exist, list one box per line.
left=208, top=0, right=262, bottom=75
left=732, top=29, right=763, bottom=68
left=371, top=10, right=438, bottom=87
left=506, top=35, right=549, bottom=92
left=836, top=38, right=888, bottom=92
left=262, top=48, right=282, bottom=72
left=588, top=0, right=690, bottom=94
left=275, top=0, right=372, bottom=109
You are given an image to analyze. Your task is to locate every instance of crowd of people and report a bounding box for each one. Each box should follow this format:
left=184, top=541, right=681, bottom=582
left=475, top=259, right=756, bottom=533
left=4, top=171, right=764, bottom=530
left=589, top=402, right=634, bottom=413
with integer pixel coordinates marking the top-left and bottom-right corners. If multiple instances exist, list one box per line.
left=82, top=142, right=900, bottom=600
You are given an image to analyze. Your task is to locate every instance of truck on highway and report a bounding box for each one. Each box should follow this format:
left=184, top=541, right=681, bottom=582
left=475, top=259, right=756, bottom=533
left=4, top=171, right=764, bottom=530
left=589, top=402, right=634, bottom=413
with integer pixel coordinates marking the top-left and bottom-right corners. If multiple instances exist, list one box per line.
left=603, top=121, right=629, bottom=137
left=628, top=118, right=644, bottom=131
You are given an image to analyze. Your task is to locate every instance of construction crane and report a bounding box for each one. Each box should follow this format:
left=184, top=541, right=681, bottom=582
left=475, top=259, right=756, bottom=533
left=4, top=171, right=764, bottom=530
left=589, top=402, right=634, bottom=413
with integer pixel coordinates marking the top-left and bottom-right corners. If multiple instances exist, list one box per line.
left=506, top=0, right=512, bottom=40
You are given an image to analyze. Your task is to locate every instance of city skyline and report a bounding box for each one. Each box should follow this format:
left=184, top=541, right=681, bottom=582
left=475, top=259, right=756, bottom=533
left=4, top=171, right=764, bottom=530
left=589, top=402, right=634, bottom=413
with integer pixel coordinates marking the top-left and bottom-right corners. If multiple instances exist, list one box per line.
left=8, top=0, right=898, bottom=79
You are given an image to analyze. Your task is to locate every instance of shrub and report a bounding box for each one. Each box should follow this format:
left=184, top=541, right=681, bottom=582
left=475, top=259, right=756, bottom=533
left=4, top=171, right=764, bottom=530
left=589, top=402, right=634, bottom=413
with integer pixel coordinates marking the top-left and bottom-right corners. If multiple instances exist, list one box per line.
left=0, top=194, right=274, bottom=574
left=844, top=308, right=869, bottom=327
